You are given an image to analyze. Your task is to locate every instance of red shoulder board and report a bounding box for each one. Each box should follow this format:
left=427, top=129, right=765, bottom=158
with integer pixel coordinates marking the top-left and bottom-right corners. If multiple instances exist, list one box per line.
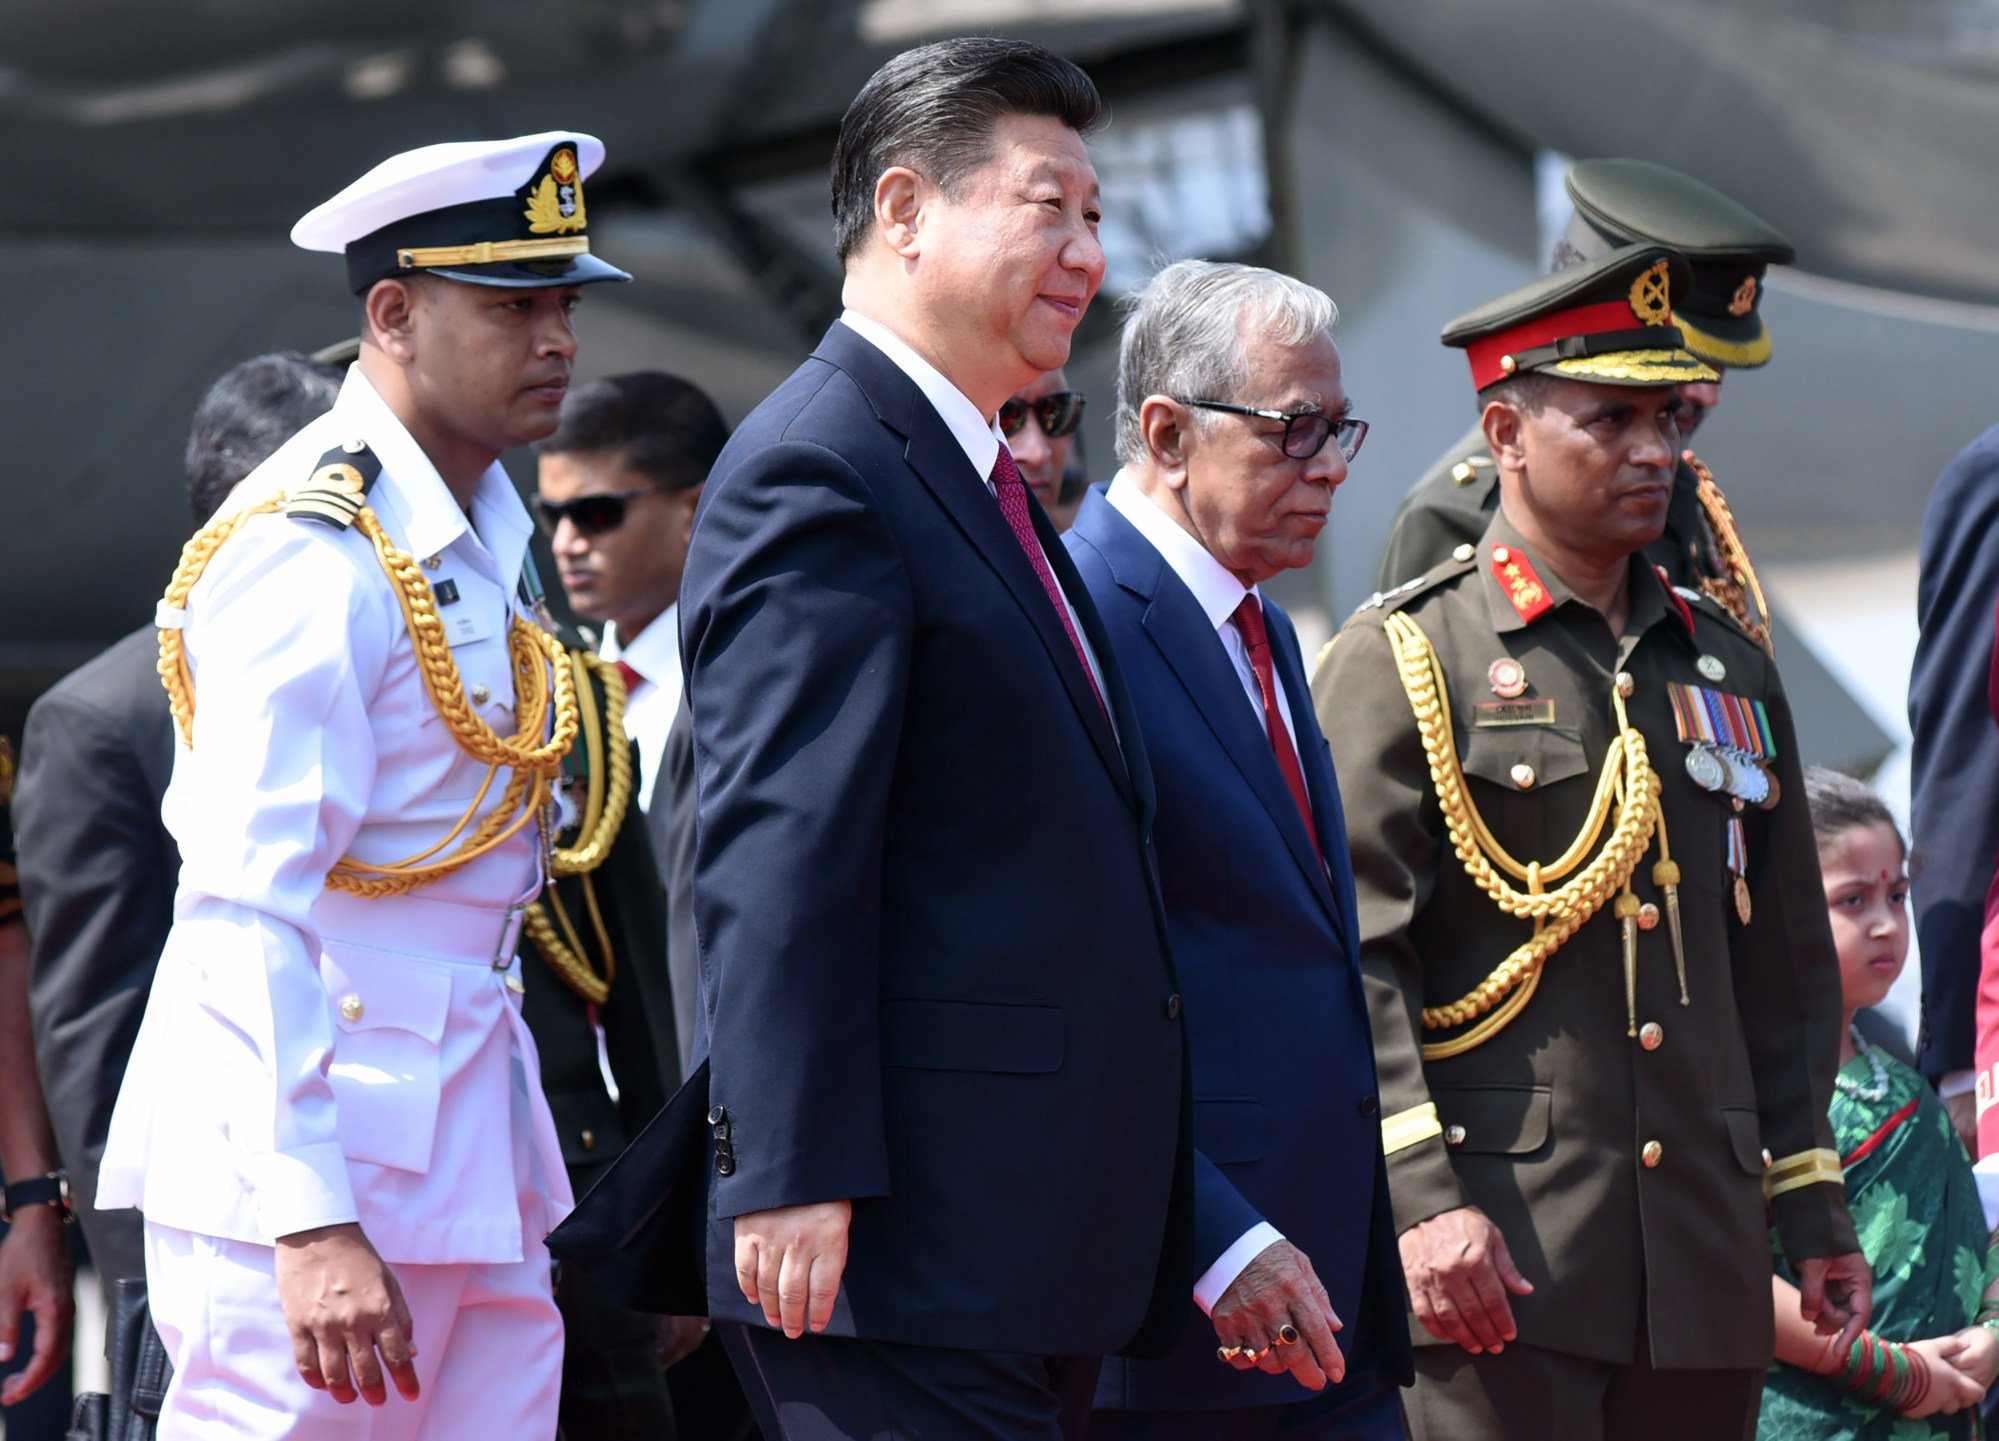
left=1657, top=565, right=1696, bottom=636
left=1491, top=546, right=1554, bottom=624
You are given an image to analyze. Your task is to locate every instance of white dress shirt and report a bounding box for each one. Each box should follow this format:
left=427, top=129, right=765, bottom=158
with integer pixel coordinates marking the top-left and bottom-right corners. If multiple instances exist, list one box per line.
left=99, top=366, right=570, bottom=1263
left=1105, top=470, right=1299, bottom=1311
left=601, top=603, right=681, bottom=812
left=838, top=309, right=1109, bottom=704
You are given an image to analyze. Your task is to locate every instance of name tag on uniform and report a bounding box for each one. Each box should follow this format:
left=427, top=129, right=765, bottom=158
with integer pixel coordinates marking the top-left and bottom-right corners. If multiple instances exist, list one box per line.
left=443, top=608, right=497, bottom=648
left=1474, top=698, right=1557, bottom=728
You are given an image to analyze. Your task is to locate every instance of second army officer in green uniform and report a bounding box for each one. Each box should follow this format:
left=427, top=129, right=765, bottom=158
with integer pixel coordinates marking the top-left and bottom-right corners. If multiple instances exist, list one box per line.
left=1373, top=158, right=1791, bottom=657
left=1314, top=245, right=1866, bottom=1440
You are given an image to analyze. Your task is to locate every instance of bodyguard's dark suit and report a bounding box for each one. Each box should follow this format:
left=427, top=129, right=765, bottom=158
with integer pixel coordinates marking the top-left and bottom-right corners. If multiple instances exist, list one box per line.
left=678, top=322, right=1192, bottom=1364
left=1910, top=421, right=1999, bottom=1083
left=15, top=625, right=178, bottom=1291
left=1066, top=493, right=1411, bottom=1425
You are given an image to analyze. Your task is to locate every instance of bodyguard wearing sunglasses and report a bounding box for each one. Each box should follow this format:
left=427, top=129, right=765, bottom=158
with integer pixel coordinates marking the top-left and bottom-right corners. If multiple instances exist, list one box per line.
left=1000, top=368, right=1087, bottom=530
left=1066, top=258, right=1411, bottom=1440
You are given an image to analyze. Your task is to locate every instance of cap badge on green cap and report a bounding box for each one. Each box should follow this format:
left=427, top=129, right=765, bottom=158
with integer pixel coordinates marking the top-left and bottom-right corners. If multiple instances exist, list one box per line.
left=1629, top=261, right=1671, bottom=327
left=1727, top=276, right=1757, bottom=317
left=523, top=145, right=587, bottom=235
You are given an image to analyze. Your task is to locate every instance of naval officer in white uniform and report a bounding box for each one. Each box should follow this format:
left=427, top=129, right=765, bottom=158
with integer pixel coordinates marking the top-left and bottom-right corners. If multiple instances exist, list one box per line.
left=96, top=132, right=631, bottom=1439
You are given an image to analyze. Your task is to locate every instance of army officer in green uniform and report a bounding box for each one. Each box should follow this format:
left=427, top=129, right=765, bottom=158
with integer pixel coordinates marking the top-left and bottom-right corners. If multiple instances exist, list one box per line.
left=1313, top=245, right=1866, bottom=1439
left=1374, top=159, right=1792, bottom=655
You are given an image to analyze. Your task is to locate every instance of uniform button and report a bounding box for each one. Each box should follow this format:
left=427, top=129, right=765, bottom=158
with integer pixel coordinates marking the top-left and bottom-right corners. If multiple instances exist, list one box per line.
left=1615, top=671, right=1635, bottom=698
left=1493, top=546, right=1511, bottom=564
left=1445, top=1124, right=1467, bottom=1147
left=579, top=1129, right=596, bottom=1151
left=1165, top=994, right=1183, bottom=1020
left=338, top=994, right=363, bottom=1022
left=470, top=683, right=491, bottom=705
left=505, top=973, right=525, bottom=994
left=1451, top=542, right=1476, bottom=561
left=1510, top=763, right=1535, bottom=790
left=1642, top=1139, right=1663, bottom=1168
left=1359, top=1093, right=1379, bottom=1116
left=1639, top=1022, right=1664, bottom=1051
left=1637, top=903, right=1660, bottom=932
left=709, top=1105, right=728, bottom=1126
left=423, top=553, right=443, bottom=570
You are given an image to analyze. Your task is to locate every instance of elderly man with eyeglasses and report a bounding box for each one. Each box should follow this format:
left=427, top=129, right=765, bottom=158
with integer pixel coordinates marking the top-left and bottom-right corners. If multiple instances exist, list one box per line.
left=1065, top=257, right=1412, bottom=1441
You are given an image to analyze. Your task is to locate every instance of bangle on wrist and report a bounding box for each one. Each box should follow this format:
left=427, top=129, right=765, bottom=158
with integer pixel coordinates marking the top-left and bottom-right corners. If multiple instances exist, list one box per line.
left=0, top=1170, right=73, bottom=1225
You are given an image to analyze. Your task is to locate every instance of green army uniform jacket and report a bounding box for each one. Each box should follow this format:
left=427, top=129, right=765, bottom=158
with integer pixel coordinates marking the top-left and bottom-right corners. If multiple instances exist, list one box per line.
left=1315, top=506, right=1855, bottom=1370
left=1374, top=422, right=1720, bottom=600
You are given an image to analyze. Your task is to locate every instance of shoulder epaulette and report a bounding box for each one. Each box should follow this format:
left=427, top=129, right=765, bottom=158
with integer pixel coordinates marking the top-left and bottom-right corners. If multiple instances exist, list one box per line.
left=1351, top=546, right=1480, bottom=619
left=286, top=440, right=381, bottom=530
left=1676, top=583, right=1762, bottom=644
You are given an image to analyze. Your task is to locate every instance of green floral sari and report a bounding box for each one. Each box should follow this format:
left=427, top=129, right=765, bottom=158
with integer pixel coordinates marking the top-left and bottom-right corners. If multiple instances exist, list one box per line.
left=1760, top=1047, right=1992, bottom=1440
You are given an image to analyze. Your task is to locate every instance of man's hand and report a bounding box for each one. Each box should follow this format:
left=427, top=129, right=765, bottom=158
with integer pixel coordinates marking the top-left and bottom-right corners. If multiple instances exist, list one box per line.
left=657, top=1315, right=710, bottom=1371
left=1795, top=1252, right=1872, bottom=1353
left=1211, top=1239, right=1344, bottom=1391
left=1945, top=1090, right=1978, bottom=1157
left=1902, top=1335, right=1985, bottom=1417
left=1398, top=1207, right=1533, bottom=1354
left=0, top=1204, right=74, bottom=1406
left=274, top=1222, right=419, bottom=1406
left=734, top=1200, right=851, bottom=1339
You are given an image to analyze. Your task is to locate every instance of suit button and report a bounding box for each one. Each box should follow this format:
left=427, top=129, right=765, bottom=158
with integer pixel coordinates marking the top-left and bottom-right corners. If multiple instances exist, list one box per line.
left=338, top=994, right=363, bottom=1022
left=579, top=1129, right=596, bottom=1151
left=1642, top=1139, right=1663, bottom=1168
left=1165, top=994, right=1182, bottom=1020
left=1445, top=1124, right=1466, bottom=1147
left=1359, top=1094, right=1379, bottom=1116
left=716, top=1155, right=736, bottom=1176
left=714, top=1121, right=731, bottom=1141
left=709, top=1105, right=728, bottom=1126
left=1639, top=1022, right=1664, bottom=1051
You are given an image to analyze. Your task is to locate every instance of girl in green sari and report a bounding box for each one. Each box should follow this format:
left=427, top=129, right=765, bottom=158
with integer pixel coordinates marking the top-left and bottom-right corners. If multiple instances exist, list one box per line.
left=1760, top=768, right=1999, bottom=1439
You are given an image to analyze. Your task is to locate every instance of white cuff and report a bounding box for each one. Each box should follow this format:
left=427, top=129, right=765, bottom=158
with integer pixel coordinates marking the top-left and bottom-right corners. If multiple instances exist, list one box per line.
left=1975, top=1156, right=1999, bottom=1235
left=1941, top=1069, right=1977, bottom=1100
left=244, top=1142, right=359, bottom=1241
left=1193, top=1222, right=1285, bottom=1316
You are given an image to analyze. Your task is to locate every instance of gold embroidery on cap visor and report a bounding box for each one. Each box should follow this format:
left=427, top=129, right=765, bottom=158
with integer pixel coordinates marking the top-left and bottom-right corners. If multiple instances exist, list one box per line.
left=397, top=236, right=593, bottom=271
left=1671, top=311, right=1774, bottom=370
left=1545, top=349, right=1719, bottom=385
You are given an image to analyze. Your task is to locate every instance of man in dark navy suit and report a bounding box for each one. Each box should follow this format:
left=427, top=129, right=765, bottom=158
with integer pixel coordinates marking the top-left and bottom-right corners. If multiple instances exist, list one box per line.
left=1067, top=260, right=1410, bottom=1440
left=677, top=36, right=1191, bottom=1439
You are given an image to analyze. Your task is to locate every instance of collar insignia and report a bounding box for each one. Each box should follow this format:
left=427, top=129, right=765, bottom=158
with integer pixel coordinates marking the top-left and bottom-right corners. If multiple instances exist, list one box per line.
left=1491, top=545, right=1553, bottom=624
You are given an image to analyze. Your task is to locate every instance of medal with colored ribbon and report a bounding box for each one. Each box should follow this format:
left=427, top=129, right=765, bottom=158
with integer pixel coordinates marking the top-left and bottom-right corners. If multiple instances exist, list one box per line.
left=1665, top=682, right=1778, bottom=808
left=1727, top=815, right=1752, bottom=925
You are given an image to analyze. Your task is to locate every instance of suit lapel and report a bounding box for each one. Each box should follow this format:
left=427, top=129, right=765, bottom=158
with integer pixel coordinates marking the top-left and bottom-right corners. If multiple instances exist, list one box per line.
left=814, top=326, right=1131, bottom=800
left=1086, top=501, right=1339, bottom=924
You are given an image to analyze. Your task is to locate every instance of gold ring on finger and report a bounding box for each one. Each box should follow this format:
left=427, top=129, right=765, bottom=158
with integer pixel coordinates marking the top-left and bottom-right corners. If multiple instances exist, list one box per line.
left=1275, top=1323, right=1301, bottom=1346
left=1241, top=1346, right=1264, bottom=1364
left=1216, top=1345, right=1241, bottom=1363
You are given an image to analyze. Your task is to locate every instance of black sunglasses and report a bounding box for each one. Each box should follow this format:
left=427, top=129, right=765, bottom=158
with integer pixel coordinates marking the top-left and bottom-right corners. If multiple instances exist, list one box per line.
left=530, top=487, right=663, bottom=537
left=1179, top=400, right=1369, bottom=462
left=999, top=390, right=1087, bottom=440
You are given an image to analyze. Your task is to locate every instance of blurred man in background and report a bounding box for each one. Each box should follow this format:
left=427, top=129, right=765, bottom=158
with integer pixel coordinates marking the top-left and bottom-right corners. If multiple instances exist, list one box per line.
left=1003, top=367, right=1087, bottom=532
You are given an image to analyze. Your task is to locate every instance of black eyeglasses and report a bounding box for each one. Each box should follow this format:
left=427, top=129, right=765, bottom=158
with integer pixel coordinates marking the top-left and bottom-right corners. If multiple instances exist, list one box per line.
left=1178, top=400, right=1369, bottom=462
left=530, top=487, right=663, bottom=537
left=999, top=390, right=1086, bottom=440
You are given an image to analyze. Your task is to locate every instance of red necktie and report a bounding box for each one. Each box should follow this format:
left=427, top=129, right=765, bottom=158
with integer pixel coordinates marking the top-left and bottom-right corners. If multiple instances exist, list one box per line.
left=1232, top=594, right=1320, bottom=854
left=614, top=659, right=643, bottom=695
left=991, top=446, right=1106, bottom=718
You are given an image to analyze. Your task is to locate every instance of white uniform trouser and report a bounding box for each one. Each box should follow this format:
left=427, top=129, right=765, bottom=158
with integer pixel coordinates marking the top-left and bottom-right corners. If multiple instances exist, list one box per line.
left=145, top=1221, right=561, bottom=1440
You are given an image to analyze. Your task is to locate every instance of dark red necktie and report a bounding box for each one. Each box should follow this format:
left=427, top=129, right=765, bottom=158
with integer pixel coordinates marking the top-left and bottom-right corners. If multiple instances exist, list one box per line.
left=1232, top=594, right=1320, bottom=854
left=991, top=446, right=1106, bottom=718
left=614, top=659, right=643, bottom=695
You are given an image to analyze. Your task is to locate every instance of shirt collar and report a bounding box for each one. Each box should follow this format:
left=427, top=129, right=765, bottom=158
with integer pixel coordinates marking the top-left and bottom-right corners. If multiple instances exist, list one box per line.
left=1105, top=469, right=1256, bottom=631
left=1478, top=506, right=1676, bottom=641
left=839, top=309, right=1002, bottom=480
left=602, top=602, right=679, bottom=679
left=330, top=367, right=531, bottom=587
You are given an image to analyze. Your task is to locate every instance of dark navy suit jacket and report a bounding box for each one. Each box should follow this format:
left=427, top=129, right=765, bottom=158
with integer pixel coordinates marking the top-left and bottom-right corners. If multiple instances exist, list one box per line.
left=1911, top=421, right=1999, bottom=1080
left=678, top=322, right=1193, bottom=1358
left=1067, top=490, right=1412, bottom=1411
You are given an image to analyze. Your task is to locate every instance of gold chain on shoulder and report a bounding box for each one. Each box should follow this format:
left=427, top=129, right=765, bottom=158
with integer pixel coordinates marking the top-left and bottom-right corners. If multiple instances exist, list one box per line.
left=1685, top=452, right=1773, bottom=655
left=157, top=498, right=578, bottom=897
left=522, top=650, right=634, bottom=1004
left=1384, top=612, right=1662, bottom=1059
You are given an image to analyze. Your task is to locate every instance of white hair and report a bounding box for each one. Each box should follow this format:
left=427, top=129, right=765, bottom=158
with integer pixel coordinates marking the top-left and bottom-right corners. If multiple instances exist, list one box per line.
left=1114, top=258, right=1338, bottom=466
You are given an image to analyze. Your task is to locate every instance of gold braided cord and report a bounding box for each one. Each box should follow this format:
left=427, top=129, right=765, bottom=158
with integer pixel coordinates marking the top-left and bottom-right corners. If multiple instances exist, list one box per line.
left=157, top=497, right=577, bottom=898
left=521, top=650, right=634, bottom=1005
left=1383, top=613, right=1662, bottom=1059
left=1684, top=452, right=1774, bottom=656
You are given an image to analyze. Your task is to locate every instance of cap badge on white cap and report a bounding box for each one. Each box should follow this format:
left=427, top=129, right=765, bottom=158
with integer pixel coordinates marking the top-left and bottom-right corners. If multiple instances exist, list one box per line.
left=525, top=145, right=587, bottom=236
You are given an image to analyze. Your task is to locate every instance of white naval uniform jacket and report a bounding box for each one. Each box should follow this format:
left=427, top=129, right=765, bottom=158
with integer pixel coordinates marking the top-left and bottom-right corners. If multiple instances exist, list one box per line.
left=97, top=368, right=572, bottom=1265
